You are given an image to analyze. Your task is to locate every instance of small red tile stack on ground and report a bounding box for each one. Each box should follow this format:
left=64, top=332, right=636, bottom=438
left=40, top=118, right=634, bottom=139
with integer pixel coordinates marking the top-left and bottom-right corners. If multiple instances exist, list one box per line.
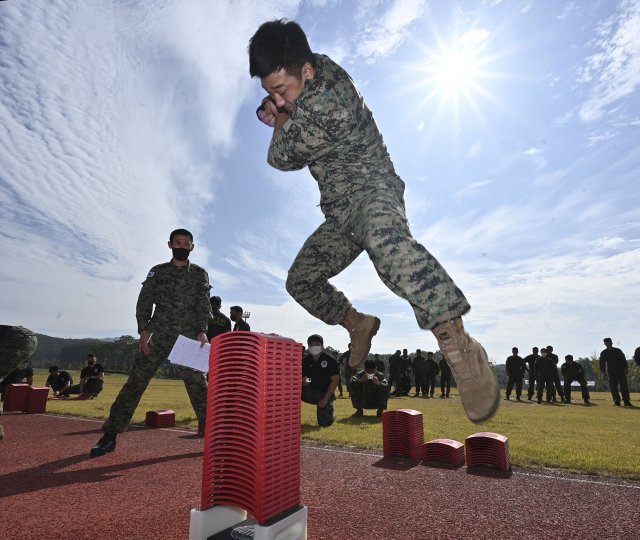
left=382, top=409, right=424, bottom=460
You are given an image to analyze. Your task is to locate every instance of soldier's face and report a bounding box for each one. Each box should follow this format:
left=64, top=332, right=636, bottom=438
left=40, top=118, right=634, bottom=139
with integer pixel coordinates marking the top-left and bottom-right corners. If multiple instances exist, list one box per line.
left=261, top=64, right=313, bottom=113
left=169, top=235, right=193, bottom=251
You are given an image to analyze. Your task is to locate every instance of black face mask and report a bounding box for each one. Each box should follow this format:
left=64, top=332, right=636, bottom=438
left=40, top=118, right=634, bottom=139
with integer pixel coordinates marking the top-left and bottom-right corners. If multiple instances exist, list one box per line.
left=172, top=247, right=191, bottom=261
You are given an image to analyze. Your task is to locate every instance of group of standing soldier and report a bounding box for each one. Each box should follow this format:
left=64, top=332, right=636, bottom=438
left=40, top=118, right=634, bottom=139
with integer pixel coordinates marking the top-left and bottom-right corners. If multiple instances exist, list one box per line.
left=504, top=338, right=636, bottom=407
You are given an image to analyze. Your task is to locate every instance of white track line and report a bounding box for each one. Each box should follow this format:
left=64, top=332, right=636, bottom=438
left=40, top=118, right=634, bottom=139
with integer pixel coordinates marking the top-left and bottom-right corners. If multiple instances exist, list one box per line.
left=301, top=442, right=640, bottom=490
left=40, top=414, right=640, bottom=490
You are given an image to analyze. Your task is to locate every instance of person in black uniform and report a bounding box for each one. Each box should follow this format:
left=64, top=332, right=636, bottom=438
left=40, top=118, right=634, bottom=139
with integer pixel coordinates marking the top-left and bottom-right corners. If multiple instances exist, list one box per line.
left=230, top=306, right=250, bottom=331
left=350, top=358, right=389, bottom=417
left=0, top=364, right=34, bottom=396
left=425, top=351, right=440, bottom=398
left=412, top=349, right=427, bottom=397
left=561, top=355, right=590, bottom=404
left=62, top=354, right=104, bottom=398
left=546, top=345, right=565, bottom=403
left=535, top=348, right=556, bottom=404
left=633, top=346, right=640, bottom=367
left=207, top=296, right=232, bottom=342
left=439, top=354, right=452, bottom=398
left=388, top=349, right=401, bottom=396
left=505, top=347, right=526, bottom=401
left=374, top=353, right=386, bottom=378
left=523, top=347, right=539, bottom=400
left=301, top=334, right=340, bottom=426
left=599, top=337, right=632, bottom=407
left=45, top=366, right=73, bottom=396
left=337, top=344, right=352, bottom=396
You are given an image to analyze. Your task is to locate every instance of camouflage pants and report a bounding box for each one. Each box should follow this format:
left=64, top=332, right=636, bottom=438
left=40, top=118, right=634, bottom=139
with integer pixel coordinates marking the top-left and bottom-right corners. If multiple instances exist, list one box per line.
left=286, top=188, right=470, bottom=330
left=301, top=386, right=335, bottom=427
left=0, top=326, right=37, bottom=379
left=102, top=335, right=208, bottom=434
left=350, top=382, right=388, bottom=411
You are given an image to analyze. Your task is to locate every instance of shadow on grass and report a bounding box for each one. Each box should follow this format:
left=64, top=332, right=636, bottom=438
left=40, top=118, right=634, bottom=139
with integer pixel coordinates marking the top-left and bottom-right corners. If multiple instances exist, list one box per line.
left=301, top=424, right=325, bottom=435
left=337, top=415, right=382, bottom=425
left=0, top=451, right=202, bottom=499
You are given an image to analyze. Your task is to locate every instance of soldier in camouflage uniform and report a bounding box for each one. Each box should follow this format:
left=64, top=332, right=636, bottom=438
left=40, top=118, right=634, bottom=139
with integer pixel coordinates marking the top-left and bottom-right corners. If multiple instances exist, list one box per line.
left=0, top=325, right=37, bottom=438
left=0, top=325, right=38, bottom=381
left=90, top=229, right=212, bottom=457
left=249, top=20, right=499, bottom=423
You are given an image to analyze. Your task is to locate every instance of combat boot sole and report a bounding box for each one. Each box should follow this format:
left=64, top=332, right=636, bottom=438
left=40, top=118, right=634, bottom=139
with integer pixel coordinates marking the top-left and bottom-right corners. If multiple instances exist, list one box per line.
left=434, top=319, right=500, bottom=423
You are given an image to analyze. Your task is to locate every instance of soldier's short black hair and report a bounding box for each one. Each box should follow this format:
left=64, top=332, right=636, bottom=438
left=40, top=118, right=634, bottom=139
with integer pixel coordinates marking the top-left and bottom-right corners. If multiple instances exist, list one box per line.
left=230, top=305, right=243, bottom=315
left=603, top=337, right=612, bottom=343
left=565, top=354, right=574, bottom=361
left=169, top=228, right=193, bottom=242
left=364, top=359, right=376, bottom=370
left=249, top=19, right=316, bottom=78
left=86, top=353, right=96, bottom=358
left=49, top=365, right=59, bottom=373
left=307, top=334, right=323, bottom=346
left=210, top=296, right=222, bottom=307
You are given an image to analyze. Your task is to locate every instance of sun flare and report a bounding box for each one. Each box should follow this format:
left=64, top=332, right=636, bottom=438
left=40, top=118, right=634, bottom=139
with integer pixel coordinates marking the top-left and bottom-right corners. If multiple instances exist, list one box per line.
left=432, top=48, right=480, bottom=96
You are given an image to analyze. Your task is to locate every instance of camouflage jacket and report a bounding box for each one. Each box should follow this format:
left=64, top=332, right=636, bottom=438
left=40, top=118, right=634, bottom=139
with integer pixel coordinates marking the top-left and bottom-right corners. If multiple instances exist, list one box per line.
left=136, top=261, right=212, bottom=339
left=268, top=54, right=404, bottom=211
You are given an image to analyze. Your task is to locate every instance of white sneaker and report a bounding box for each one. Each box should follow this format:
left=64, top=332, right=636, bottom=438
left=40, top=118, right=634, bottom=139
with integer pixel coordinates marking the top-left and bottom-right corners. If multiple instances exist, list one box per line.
left=433, top=318, right=499, bottom=423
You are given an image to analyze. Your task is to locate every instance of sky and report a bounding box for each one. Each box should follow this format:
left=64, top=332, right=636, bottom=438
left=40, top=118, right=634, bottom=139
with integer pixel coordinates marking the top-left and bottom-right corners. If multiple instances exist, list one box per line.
left=1, top=0, right=639, bottom=364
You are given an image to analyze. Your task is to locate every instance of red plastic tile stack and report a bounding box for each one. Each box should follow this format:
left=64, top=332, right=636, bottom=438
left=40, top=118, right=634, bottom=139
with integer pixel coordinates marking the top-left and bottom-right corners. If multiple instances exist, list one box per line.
left=200, top=332, right=302, bottom=525
left=24, top=387, right=49, bottom=413
left=145, top=410, right=176, bottom=428
left=465, top=432, right=511, bottom=471
left=382, top=409, right=424, bottom=460
left=3, top=384, right=30, bottom=412
left=422, top=438, right=465, bottom=467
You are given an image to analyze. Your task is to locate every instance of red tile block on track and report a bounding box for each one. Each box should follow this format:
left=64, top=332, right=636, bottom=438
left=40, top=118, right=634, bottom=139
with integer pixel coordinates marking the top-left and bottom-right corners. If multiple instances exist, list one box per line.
left=3, top=384, right=30, bottom=412
left=145, top=410, right=176, bottom=428
left=24, top=387, right=49, bottom=413
left=465, top=432, right=511, bottom=471
left=200, top=331, right=302, bottom=525
left=382, top=409, right=424, bottom=460
left=422, top=438, right=465, bottom=467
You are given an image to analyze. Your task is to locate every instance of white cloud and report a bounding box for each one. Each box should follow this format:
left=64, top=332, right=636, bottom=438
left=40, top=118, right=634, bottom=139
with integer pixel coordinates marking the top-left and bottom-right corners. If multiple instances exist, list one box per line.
left=467, top=140, right=483, bottom=158
left=557, top=1, right=577, bottom=20
left=0, top=0, right=299, bottom=337
left=578, top=0, right=640, bottom=122
left=524, top=147, right=543, bottom=155
left=355, top=0, right=427, bottom=61
left=458, top=29, right=491, bottom=49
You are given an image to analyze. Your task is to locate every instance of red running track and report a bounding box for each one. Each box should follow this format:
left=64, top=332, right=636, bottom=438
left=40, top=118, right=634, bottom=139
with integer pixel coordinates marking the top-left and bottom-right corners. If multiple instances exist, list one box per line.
left=1, top=413, right=639, bottom=540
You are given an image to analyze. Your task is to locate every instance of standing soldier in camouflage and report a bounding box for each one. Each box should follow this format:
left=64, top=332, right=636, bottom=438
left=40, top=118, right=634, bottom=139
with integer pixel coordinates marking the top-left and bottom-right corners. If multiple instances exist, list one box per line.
left=249, top=20, right=499, bottom=423
left=90, top=229, right=212, bottom=457
left=0, top=325, right=38, bottom=439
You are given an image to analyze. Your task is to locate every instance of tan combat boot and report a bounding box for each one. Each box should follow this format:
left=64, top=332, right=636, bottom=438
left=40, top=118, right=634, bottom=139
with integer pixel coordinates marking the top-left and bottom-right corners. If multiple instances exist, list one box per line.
left=433, top=318, right=499, bottom=423
left=341, top=307, right=380, bottom=369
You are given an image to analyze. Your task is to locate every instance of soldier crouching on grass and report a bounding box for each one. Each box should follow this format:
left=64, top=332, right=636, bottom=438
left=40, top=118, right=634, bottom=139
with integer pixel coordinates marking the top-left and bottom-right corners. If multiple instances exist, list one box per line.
left=90, top=229, right=212, bottom=457
left=350, top=359, right=389, bottom=418
left=249, top=19, right=499, bottom=424
left=301, top=334, right=339, bottom=427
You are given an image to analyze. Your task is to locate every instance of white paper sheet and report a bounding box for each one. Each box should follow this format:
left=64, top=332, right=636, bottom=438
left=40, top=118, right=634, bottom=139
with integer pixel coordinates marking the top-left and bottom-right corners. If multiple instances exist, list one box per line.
left=168, top=334, right=211, bottom=371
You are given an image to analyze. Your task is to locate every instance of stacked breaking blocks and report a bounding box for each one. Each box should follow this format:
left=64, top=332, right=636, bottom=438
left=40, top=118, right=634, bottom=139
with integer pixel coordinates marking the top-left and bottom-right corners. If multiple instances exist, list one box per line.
left=191, top=331, right=306, bottom=540
left=3, top=384, right=48, bottom=413
left=382, top=409, right=424, bottom=460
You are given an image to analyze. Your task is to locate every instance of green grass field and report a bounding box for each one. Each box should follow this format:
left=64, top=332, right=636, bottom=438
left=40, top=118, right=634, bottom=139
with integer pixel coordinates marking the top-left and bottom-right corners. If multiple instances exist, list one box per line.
left=33, top=369, right=640, bottom=479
